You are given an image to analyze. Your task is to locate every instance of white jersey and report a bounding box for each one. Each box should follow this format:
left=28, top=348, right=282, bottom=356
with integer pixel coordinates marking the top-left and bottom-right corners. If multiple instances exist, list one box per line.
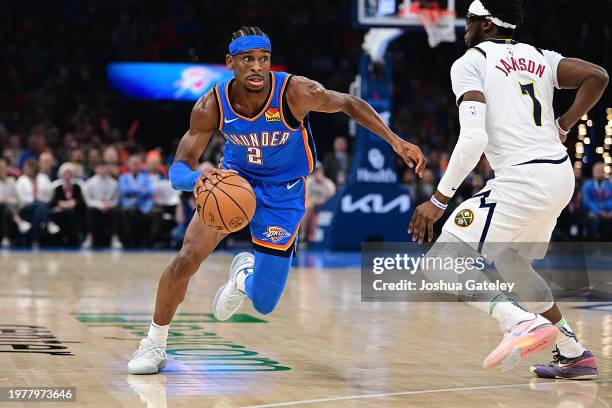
left=450, top=38, right=567, bottom=170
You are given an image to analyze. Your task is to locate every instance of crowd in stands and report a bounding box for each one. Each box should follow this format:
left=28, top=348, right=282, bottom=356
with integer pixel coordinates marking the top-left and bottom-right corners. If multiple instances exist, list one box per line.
left=1, top=0, right=609, bottom=248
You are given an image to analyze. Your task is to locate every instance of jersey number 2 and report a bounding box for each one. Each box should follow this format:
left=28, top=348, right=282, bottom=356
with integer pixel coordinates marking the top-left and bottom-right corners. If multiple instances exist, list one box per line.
left=519, top=82, right=542, bottom=126
left=248, top=147, right=263, bottom=165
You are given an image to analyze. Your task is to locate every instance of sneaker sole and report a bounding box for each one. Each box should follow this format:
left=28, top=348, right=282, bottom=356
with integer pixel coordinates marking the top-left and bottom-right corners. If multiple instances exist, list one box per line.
left=529, top=365, right=598, bottom=380
left=484, top=325, right=558, bottom=372
left=128, top=358, right=167, bottom=375
left=212, top=282, right=230, bottom=321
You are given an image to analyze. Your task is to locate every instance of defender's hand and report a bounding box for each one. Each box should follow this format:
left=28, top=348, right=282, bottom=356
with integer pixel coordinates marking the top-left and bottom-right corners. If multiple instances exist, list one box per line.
left=200, top=167, right=237, bottom=185
left=392, top=140, right=426, bottom=177
left=408, top=201, right=445, bottom=244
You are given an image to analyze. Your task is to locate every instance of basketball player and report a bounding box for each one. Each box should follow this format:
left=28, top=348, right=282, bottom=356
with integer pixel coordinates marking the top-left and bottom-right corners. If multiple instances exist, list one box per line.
left=128, top=26, right=426, bottom=374
left=408, top=0, right=607, bottom=378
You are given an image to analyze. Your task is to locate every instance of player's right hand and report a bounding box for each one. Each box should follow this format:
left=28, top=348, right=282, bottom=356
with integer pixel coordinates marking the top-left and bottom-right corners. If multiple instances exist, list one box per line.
left=392, top=139, right=426, bottom=178
left=408, top=200, right=444, bottom=244
left=200, top=167, right=238, bottom=185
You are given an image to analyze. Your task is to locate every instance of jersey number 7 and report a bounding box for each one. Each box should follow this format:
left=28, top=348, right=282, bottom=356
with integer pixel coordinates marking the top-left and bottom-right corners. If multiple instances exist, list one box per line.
left=519, top=82, right=542, bottom=126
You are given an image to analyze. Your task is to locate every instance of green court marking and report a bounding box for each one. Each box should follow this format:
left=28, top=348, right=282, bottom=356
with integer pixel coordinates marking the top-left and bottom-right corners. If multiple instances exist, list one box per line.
left=72, top=312, right=266, bottom=323
left=73, top=312, right=289, bottom=372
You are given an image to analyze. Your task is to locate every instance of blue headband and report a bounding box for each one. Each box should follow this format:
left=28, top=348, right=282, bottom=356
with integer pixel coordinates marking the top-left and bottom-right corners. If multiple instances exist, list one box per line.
left=229, top=35, right=272, bottom=56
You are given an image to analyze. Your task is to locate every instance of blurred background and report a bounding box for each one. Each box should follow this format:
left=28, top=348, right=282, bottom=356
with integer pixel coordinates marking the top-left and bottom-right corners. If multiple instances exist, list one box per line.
left=0, top=0, right=610, bottom=250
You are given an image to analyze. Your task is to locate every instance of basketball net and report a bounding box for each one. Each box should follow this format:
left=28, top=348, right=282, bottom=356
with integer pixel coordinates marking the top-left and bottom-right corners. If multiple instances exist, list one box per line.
left=409, top=2, right=457, bottom=48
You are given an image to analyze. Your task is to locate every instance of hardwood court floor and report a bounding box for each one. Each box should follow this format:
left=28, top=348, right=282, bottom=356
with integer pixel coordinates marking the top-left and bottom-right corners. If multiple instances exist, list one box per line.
left=0, top=251, right=610, bottom=407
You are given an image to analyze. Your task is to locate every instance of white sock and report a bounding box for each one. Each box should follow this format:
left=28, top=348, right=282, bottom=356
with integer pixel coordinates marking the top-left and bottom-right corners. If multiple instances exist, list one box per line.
left=555, top=317, right=585, bottom=358
left=235, top=267, right=253, bottom=293
left=489, top=295, right=535, bottom=331
left=147, top=321, right=169, bottom=349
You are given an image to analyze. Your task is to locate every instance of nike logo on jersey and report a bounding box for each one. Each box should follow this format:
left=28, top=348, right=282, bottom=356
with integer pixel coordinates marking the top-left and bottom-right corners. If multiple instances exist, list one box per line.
left=224, top=117, right=240, bottom=124
left=287, top=180, right=300, bottom=190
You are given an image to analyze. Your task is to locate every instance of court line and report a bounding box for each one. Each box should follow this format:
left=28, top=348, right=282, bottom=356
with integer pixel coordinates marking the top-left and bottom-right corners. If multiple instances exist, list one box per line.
left=243, top=379, right=612, bottom=407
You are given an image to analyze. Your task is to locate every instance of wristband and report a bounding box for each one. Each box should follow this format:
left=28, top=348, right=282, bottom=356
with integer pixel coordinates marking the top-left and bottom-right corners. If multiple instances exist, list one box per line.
left=555, top=118, right=570, bottom=137
left=169, top=161, right=201, bottom=192
left=430, top=195, right=448, bottom=210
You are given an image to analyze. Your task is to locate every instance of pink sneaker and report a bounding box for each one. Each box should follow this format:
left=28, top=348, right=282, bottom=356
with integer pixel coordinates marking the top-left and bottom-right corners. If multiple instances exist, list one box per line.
left=483, top=315, right=558, bottom=372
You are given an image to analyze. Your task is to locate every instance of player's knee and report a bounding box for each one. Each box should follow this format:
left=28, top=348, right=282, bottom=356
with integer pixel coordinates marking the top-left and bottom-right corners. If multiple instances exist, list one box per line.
left=252, top=298, right=278, bottom=315
left=251, top=286, right=283, bottom=315
left=171, top=247, right=203, bottom=280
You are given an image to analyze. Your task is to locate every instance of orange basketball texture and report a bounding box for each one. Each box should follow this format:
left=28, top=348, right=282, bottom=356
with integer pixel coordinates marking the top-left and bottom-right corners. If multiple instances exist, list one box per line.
left=194, top=174, right=256, bottom=233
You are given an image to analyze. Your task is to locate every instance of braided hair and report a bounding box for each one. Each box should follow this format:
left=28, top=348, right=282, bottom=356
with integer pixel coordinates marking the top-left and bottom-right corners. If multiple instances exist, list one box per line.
left=230, top=26, right=269, bottom=42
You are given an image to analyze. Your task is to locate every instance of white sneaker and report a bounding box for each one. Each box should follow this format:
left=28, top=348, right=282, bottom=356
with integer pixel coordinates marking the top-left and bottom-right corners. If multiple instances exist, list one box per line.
left=47, top=222, right=60, bottom=235
left=81, top=235, right=92, bottom=249
left=212, top=252, right=254, bottom=321
left=128, top=338, right=167, bottom=375
left=1, top=237, right=9, bottom=248
left=17, top=220, right=32, bottom=234
left=111, top=235, right=123, bottom=249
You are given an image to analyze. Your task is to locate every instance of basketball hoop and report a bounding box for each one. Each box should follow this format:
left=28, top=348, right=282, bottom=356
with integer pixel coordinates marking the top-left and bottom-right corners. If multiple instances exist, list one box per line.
left=409, top=1, right=457, bottom=48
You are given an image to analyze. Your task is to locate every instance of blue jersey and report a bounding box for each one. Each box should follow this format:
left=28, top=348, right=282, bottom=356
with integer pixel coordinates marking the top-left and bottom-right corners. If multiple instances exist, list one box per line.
left=214, top=71, right=316, bottom=183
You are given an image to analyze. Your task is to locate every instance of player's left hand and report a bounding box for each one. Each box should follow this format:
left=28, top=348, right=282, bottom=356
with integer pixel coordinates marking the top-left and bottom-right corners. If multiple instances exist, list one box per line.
left=408, top=200, right=445, bottom=244
left=392, top=139, right=426, bottom=177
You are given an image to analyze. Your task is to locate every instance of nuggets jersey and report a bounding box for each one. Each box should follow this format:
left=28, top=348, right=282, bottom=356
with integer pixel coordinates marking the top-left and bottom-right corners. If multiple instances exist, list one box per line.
left=214, top=71, right=316, bottom=183
left=450, top=38, right=567, bottom=170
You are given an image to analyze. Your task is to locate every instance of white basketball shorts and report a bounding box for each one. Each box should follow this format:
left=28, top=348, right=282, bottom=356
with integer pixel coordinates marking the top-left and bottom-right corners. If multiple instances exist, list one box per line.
left=442, top=155, right=574, bottom=262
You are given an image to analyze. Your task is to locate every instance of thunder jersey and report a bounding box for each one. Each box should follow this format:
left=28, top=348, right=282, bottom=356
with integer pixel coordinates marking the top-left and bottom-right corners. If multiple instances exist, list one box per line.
left=450, top=38, right=567, bottom=170
left=214, top=71, right=316, bottom=183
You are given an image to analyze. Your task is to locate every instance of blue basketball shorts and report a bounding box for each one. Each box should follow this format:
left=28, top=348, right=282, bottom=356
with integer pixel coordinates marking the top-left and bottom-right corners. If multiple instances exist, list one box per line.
left=245, top=176, right=306, bottom=257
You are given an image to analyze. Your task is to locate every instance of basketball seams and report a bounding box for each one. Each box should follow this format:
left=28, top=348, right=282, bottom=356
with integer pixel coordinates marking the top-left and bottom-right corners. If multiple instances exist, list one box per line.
left=214, top=185, right=249, bottom=222
left=196, top=174, right=256, bottom=233
left=210, top=191, right=229, bottom=232
left=218, top=177, right=256, bottom=200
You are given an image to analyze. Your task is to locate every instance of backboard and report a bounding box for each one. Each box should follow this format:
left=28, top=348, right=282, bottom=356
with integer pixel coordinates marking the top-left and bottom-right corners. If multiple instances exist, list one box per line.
left=354, top=0, right=469, bottom=28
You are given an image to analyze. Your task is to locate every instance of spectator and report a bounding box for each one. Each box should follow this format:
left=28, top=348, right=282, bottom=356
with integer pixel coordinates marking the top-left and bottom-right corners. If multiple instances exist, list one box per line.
left=15, top=158, right=55, bottom=247
left=323, top=136, right=351, bottom=186
left=301, top=163, right=336, bottom=244
left=119, top=155, right=153, bottom=247
left=83, top=162, right=121, bottom=248
left=103, top=147, right=122, bottom=179
left=49, top=163, right=87, bottom=247
left=38, top=152, right=56, bottom=179
left=68, top=148, right=86, bottom=179
left=171, top=192, right=196, bottom=249
left=556, top=191, right=587, bottom=242
left=0, top=158, right=30, bottom=247
left=146, top=152, right=179, bottom=247
left=85, top=148, right=102, bottom=178
left=582, top=163, right=612, bottom=241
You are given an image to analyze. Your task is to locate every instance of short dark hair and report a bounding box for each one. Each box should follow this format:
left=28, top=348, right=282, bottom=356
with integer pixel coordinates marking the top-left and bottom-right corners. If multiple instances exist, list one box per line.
left=480, top=0, right=524, bottom=36
left=230, top=26, right=268, bottom=42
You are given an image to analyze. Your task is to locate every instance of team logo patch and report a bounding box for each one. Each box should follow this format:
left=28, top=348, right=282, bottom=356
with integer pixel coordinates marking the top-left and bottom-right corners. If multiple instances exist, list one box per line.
left=263, top=226, right=291, bottom=243
left=265, top=108, right=281, bottom=122
left=454, top=209, right=474, bottom=227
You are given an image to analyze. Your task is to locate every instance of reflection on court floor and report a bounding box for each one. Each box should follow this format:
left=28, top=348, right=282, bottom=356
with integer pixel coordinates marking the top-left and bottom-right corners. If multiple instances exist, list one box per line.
left=0, top=251, right=609, bottom=407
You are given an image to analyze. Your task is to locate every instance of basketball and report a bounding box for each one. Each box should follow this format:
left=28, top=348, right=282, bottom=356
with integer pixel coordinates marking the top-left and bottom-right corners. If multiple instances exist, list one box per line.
left=194, top=174, right=256, bottom=233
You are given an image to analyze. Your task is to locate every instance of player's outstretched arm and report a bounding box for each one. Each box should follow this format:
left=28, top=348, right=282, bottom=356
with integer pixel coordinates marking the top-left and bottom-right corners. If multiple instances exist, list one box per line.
left=556, top=58, right=609, bottom=142
left=285, top=76, right=426, bottom=177
left=169, top=90, right=236, bottom=191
